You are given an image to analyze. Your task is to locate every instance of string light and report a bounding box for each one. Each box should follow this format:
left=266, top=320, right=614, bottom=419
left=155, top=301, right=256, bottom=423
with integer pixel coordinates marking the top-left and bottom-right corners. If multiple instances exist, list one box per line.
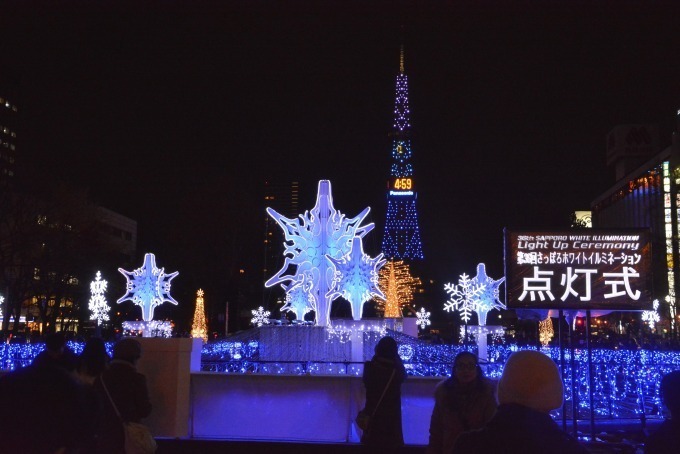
left=376, top=260, right=421, bottom=317
left=191, top=289, right=208, bottom=343
left=538, top=316, right=554, bottom=346
left=382, top=51, right=424, bottom=260
left=89, top=271, right=110, bottom=326
left=416, top=307, right=431, bottom=330
left=251, top=307, right=271, bottom=327
left=328, top=237, right=385, bottom=320
left=117, top=253, right=179, bottom=321
left=444, top=263, right=505, bottom=325
left=265, top=180, right=376, bottom=326
left=2, top=333, right=677, bottom=421
left=122, top=320, right=173, bottom=337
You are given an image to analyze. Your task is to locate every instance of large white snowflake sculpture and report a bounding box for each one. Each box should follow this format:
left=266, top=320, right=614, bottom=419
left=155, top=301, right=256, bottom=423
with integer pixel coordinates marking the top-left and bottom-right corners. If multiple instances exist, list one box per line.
left=251, top=306, right=271, bottom=327
left=444, top=273, right=485, bottom=323
left=328, top=236, right=385, bottom=320
left=265, top=180, right=374, bottom=326
left=416, top=307, right=431, bottom=330
left=470, top=263, right=506, bottom=326
left=117, top=253, right=179, bottom=321
left=89, top=271, right=110, bottom=326
left=642, top=299, right=660, bottom=331
left=281, top=277, right=313, bottom=321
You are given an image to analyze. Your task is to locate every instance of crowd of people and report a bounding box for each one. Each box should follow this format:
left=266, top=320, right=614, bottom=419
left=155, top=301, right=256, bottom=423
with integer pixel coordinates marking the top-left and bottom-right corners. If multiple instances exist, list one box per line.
left=0, top=332, right=678, bottom=453
left=0, top=333, right=153, bottom=454
left=360, top=336, right=680, bottom=454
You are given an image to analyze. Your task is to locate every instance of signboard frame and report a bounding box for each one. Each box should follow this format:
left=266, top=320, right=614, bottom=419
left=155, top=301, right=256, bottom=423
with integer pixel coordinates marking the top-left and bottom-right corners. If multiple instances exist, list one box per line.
left=504, top=229, right=653, bottom=311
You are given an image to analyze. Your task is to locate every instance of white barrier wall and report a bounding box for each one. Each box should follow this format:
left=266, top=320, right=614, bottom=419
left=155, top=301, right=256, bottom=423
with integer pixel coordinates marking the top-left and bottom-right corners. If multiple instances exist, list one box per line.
left=136, top=337, right=203, bottom=438
left=190, top=372, right=440, bottom=445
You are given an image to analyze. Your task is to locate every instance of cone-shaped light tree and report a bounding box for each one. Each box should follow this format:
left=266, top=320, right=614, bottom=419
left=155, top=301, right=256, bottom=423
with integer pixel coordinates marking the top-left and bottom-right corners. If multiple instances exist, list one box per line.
left=191, top=289, right=208, bottom=343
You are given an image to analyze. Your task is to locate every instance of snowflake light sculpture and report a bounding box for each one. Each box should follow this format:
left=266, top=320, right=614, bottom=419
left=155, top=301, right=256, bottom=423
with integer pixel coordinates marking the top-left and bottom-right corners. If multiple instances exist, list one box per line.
left=470, top=263, right=506, bottom=326
left=89, top=271, right=110, bottom=326
left=251, top=306, right=271, bottom=327
left=117, top=253, right=179, bottom=321
left=376, top=260, right=422, bottom=318
left=416, top=307, right=431, bottom=330
left=265, top=180, right=374, bottom=326
left=642, top=299, right=660, bottom=331
left=444, top=273, right=485, bottom=323
left=191, top=289, right=208, bottom=343
left=280, top=277, right=313, bottom=321
left=328, top=236, right=385, bottom=320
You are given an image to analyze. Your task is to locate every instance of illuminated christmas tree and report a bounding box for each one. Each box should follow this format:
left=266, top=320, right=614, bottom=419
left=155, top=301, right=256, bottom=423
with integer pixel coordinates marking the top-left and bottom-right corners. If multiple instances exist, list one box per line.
left=376, top=260, right=421, bottom=317
left=538, top=316, right=554, bottom=346
left=381, top=47, right=424, bottom=260
left=89, top=271, right=110, bottom=326
left=191, top=289, right=208, bottom=343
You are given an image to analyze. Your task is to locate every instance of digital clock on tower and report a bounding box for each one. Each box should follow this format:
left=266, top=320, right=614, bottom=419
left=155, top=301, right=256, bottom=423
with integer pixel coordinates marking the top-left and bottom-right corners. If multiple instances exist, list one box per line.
left=393, top=178, right=412, bottom=190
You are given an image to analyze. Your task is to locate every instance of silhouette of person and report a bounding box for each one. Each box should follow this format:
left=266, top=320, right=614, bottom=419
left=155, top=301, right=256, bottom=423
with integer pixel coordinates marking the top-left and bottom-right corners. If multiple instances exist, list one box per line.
left=453, top=350, right=588, bottom=453
left=645, top=370, right=680, bottom=453
left=77, top=336, right=110, bottom=384
left=0, top=333, right=92, bottom=453
left=33, top=331, right=78, bottom=372
left=361, top=336, right=407, bottom=453
left=95, top=338, right=153, bottom=454
left=427, top=351, right=496, bottom=453
left=76, top=337, right=111, bottom=451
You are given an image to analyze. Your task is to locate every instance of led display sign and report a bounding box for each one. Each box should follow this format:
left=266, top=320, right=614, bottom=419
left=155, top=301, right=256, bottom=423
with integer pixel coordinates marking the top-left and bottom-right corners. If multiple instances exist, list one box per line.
left=504, top=229, right=653, bottom=310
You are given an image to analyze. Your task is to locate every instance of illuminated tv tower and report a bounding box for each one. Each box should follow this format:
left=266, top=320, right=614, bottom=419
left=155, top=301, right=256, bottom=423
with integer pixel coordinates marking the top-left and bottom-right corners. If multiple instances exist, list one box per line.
left=381, top=47, right=424, bottom=260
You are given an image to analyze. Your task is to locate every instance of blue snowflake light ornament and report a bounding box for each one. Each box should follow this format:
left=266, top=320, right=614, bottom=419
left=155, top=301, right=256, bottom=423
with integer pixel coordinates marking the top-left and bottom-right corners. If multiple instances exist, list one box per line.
left=117, top=253, right=179, bottom=321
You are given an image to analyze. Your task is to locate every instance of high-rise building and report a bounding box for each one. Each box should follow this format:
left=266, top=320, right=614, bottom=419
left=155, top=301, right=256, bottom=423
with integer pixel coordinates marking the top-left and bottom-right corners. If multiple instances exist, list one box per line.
left=592, top=114, right=680, bottom=334
left=262, top=180, right=300, bottom=311
left=381, top=47, right=424, bottom=261
left=0, top=74, right=19, bottom=186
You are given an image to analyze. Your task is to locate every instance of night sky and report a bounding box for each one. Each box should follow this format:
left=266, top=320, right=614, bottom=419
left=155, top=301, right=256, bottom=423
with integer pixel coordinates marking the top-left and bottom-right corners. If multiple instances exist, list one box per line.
left=2, top=2, right=680, bottom=326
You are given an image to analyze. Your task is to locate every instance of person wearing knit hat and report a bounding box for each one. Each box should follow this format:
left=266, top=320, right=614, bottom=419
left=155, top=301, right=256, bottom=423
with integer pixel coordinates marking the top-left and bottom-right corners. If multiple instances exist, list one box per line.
left=497, top=349, right=564, bottom=413
left=453, top=350, right=588, bottom=454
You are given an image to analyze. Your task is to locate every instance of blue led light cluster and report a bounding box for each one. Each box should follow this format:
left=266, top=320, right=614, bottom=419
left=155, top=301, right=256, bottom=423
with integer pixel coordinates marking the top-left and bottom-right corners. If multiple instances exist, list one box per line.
left=382, top=52, right=424, bottom=260
left=0, top=341, right=113, bottom=371
left=3, top=334, right=679, bottom=420
left=382, top=198, right=424, bottom=259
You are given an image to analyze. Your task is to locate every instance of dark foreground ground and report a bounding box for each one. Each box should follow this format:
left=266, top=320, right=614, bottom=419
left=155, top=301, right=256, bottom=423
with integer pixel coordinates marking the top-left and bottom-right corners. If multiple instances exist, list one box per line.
left=156, top=419, right=660, bottom=454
